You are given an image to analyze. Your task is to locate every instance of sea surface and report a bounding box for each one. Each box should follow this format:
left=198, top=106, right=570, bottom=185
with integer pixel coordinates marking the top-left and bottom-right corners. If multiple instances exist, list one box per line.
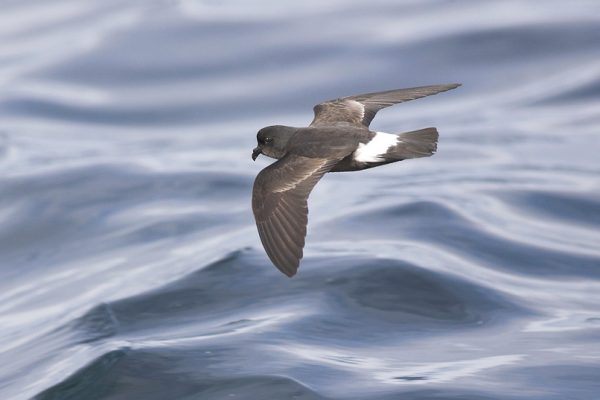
left=1, top=1, right=600, bottom=399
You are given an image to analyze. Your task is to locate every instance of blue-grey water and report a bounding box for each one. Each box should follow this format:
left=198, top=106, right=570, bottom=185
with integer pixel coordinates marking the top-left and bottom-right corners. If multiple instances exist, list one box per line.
left=1, top=1, right=600, bottom=399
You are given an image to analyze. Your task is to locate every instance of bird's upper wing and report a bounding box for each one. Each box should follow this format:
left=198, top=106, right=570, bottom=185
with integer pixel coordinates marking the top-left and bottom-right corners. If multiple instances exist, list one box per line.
left=252, top=153, right=341, bottom=277
left=310, top=83, right=461, bottom=127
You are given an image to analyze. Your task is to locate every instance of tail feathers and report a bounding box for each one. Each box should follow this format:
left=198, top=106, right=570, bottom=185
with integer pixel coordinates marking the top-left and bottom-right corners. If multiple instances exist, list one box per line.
left=389, top=127, right=438, bottom=160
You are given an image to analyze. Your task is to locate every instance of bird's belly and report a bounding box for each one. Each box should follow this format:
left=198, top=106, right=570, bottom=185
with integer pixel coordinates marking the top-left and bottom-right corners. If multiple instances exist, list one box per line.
left=330, top=153, right=386, bottom=172
left=330, top=155, right=362, bottom=172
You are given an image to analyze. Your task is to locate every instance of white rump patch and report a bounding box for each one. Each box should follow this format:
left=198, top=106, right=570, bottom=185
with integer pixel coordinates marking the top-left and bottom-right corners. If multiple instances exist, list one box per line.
left=354, top=132, right=398, bottom=162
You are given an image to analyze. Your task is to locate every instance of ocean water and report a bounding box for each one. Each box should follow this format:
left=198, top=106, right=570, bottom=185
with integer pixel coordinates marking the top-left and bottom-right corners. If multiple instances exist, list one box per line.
left=1, top=1, right=600, bottom=399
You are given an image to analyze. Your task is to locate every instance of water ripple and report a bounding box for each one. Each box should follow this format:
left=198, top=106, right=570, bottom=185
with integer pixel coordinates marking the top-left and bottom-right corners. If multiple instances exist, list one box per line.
left=1, top=1, right=599, bottom=399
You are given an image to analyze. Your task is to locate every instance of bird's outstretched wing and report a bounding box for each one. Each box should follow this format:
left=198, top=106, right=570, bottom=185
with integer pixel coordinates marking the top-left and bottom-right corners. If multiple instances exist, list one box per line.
left=310, top=83, right=460, bottom=127
left=252, top=154, right=340, bottom=277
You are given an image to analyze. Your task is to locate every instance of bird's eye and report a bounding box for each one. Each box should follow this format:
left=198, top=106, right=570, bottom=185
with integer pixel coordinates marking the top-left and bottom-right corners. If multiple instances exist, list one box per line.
left=265, top=137, right=273, bottom=143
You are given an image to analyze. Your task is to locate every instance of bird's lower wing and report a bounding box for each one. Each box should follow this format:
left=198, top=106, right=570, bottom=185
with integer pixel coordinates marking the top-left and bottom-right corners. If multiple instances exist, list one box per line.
left=252, top=154, right=340, bottom=277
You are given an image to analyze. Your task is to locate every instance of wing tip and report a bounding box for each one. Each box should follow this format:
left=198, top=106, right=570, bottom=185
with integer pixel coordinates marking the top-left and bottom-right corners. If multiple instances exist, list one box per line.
left=428, top=83, right=461, bottom=92
left=282, top=267, right=298, bottom=278
left=273, top=258, right=300, bottom=277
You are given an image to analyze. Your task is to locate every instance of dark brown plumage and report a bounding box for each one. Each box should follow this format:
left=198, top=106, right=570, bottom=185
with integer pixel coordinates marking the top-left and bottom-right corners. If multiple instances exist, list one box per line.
left=252, top=84, right=460, bottom=276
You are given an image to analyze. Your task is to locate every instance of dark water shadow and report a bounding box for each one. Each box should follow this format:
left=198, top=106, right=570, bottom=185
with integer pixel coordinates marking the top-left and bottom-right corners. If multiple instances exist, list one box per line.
left=336, top=201, right=600, bottom=278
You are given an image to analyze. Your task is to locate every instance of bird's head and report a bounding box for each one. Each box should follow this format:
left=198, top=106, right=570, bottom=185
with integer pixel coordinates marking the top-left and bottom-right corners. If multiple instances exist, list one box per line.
left=252, top=125, right=295, bottom=160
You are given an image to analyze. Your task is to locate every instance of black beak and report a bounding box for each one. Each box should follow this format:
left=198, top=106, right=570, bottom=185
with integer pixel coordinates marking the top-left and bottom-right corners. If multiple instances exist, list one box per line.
left=252, top=147, right=261, bottom=161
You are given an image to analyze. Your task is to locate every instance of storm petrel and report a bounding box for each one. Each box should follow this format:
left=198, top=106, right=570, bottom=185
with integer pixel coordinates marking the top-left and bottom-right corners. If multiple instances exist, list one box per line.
left=251, top=83, right=460, bottom=276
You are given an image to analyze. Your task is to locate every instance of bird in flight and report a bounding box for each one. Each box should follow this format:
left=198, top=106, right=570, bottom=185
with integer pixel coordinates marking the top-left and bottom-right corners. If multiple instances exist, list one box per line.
left=251, top=83, right=460, bottom=277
